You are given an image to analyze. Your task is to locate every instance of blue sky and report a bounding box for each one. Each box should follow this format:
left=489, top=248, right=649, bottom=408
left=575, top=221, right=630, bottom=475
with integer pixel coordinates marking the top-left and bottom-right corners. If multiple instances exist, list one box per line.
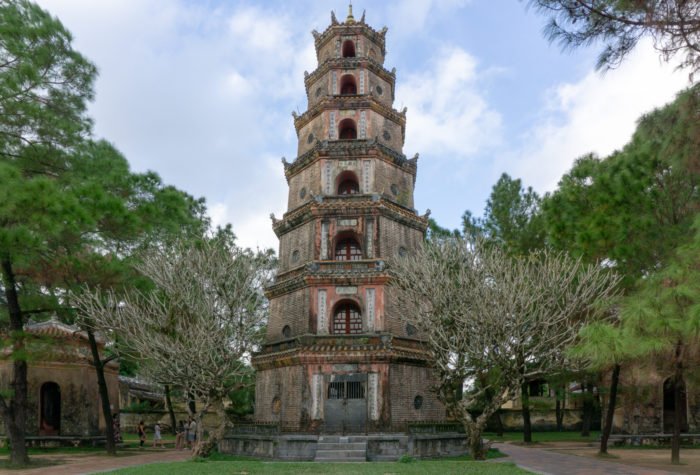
left=36, top=0, right=689, bottom=250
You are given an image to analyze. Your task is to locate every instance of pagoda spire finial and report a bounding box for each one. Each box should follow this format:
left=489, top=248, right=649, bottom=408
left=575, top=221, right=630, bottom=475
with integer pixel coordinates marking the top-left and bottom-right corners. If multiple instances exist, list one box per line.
left=346, top=2, right=355, bottom=24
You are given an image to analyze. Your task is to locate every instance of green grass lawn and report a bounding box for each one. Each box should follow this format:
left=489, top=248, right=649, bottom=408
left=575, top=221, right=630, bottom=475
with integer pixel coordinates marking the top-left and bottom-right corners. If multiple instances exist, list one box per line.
left=105, top=458, right=531, bottom=475
left=484, top=431, right=600, bottom=443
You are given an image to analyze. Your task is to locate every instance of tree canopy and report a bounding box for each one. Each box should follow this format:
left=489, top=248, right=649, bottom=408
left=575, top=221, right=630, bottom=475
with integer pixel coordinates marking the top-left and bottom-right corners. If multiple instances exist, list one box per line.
left=527, top=0, right=700, bottom=78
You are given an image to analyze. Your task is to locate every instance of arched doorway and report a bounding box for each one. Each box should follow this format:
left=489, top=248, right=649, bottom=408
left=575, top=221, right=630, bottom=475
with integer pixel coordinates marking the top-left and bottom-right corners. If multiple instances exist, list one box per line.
left=342, top=40, right=356, bottom=58
left=663, top=377, right=688, bottom=433
left=338, top=119, right=357, bottom=140
left=332, top=302, right=363, bottom=335
left=336, top=170, right=359, bottom=195
left=334, top=237, right=362, bottom=261
left=340, top=75, right=357, bottom=95
left=40, top=382, right=61, bottom=435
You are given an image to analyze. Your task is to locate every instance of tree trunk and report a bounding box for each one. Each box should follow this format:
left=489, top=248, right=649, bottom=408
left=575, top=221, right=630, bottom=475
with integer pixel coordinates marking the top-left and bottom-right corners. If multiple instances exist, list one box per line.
left=86, top=328, right=116, bottom=456
left=493, top=409, right=504, bottom=437
left=165, top=385, right=177, bottom=435
left=599, top=364, right=620, bottom=455
left=1, top=257, right=29, bottom=466
left=521, top=383, right=532, bottom=443
left=465, top=423, right=486, bottom=460
left=192, top=402, right=226, bottom=458
left=581, top=382, right=593, bottom=437
left=671, top=342, right=683, bottom=465
left=187, top=393, right=196, bottom=415
left=555, top=384, right=565, bottom=432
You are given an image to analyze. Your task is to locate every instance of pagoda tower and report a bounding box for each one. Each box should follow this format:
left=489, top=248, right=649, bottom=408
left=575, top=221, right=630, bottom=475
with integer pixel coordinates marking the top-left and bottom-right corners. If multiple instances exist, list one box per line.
left=252, top=6, right=445, bottom=434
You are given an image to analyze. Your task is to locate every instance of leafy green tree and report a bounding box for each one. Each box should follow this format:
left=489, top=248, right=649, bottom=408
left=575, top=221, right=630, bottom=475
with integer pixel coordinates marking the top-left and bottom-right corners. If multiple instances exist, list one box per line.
left=462, top=173, right=545, bottom=254
left=620, top=218, right=700, bottom=464
left=0, top=0, right=96, bottom=464
left=545, top=84, right=700, bottom=455
left=426, top=218, right=461, bottom=241
left=526, top=0, right=700, bottom=78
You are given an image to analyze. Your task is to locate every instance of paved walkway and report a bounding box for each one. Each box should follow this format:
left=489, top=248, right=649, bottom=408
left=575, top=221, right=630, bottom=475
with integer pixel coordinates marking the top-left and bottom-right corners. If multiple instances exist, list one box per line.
left=1, top=449, right=191, bottom=475
left=494, top=443, right=683, bottom=475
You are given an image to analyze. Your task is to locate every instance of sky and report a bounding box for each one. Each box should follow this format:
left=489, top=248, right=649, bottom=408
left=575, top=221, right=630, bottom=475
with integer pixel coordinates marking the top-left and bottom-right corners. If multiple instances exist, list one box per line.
left=35, top=0, right=690, bottom=251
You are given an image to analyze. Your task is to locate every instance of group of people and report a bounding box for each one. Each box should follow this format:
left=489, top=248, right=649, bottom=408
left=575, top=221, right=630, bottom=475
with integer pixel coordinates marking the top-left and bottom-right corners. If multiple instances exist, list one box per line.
left=134, top=418, right=197, bottom=450
left=175, top=418, right=197, bottom=450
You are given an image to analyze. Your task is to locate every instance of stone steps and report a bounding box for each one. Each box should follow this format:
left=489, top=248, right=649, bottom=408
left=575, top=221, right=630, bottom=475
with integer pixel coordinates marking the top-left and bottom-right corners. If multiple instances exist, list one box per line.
left=314, top=435, right=367, bottom=462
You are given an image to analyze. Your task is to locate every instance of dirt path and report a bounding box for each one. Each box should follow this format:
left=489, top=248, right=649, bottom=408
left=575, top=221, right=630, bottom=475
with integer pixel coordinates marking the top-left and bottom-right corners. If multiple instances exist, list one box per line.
left=0, top=449, right=190, bottom=475
left=494, top=442, right=699, bottom=475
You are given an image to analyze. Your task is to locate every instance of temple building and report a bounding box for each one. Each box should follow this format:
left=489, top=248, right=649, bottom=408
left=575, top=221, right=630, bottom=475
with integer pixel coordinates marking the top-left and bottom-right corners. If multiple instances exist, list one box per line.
left=251, top=7, right=447, bottom=434
left=0, top=317, right=120, bottom=441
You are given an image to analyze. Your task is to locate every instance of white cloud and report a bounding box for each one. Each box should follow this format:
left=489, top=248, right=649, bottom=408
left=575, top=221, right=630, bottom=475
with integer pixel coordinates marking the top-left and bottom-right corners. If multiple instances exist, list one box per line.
left=505, top=40, right=689, bottom=193
left=397, top=46, right=502, bottom=159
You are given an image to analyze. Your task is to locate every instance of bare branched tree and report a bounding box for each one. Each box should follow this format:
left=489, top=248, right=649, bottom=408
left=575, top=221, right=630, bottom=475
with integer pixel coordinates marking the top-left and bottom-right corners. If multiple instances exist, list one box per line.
left=527, top=1, right=700, bottom=79
left=390, top=238, right=619, bottom=460
left=71, top=238, right=273, bottom=457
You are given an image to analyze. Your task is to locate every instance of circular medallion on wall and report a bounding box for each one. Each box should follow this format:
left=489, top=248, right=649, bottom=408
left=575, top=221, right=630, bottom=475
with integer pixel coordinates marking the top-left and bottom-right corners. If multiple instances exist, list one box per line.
left=282, top=325, right=291, bottom=338
left=406, top=323, right=417, bottom=336
left=414, top=395, right=423, bottom=410
left=398, top=246, right=408, bottom=257
left=272, top=396, right=281, bottom=414
left=382, top=130, right=391, bottom=141
left=299, top=187, right=307, bottom=199
left=390, top=183, right=399, bottom=196
left=307, top=133, right=315, bottom=144
left=376, top=85, right=383, bottom=95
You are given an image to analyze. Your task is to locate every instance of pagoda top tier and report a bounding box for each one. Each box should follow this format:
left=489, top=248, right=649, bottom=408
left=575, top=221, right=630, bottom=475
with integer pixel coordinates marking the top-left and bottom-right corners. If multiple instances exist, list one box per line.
left=312, top=5, right=388, bottom=64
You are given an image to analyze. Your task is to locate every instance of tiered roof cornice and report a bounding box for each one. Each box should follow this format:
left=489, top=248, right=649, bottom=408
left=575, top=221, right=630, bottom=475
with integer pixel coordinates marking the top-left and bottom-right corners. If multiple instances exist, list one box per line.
left=252, top=334, right=432, bottom=370
left=272, top=194, right=428, bottom=238
left=293, top=95, right=406, bottom=136
left=304, top=57, right=395, bottom=95
left=265, top=259, right=389, bottom=299
left=311, top=11, right=387, bottom=56
left=283, top=139, right=416, bottom=181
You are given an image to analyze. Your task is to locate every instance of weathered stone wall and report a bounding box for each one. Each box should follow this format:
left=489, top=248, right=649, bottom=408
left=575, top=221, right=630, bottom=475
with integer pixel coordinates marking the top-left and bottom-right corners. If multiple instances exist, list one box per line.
left=316, top=34, right=386, bottom=65
left=389, top=364, right=445, bottom=430
left=0, top=361, right=119, bottom=437
left=286, top=162, right=321, bottom=211
left=266, top=288, right=310, bottom=341
left=611, top=365, right=699, bottom=434
left=254, top=365, right=307, bottom=430
left=377, top=216, right=423, bottom=259
left=278, top=221, right=315, bottom=273
left=373, top=160, right=415, bottom=208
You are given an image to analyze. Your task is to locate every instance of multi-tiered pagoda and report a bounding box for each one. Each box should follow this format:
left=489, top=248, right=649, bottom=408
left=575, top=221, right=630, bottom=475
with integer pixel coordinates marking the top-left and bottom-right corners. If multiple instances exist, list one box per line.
left=252, top=6, right=444, bottom=434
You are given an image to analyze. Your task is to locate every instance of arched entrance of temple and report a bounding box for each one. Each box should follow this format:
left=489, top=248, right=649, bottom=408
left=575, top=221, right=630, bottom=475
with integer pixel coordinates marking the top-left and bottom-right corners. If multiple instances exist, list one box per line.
left=39, top=381, right=61, bottom=435
left=324, top=373, right=367, bottom=433
left=663, top=377, right=688, bottom=433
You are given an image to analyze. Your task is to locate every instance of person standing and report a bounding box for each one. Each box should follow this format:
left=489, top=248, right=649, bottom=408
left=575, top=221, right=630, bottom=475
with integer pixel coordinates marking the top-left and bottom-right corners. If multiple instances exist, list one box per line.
left=175, top=420, right=185, bottom=450
left=137, top=420, right=146, bottom=449
left=152, top=422, right=163, bottom=448
left=112, top=414, right=122, bottom=444
left=187, top=418, right=197, bottom=450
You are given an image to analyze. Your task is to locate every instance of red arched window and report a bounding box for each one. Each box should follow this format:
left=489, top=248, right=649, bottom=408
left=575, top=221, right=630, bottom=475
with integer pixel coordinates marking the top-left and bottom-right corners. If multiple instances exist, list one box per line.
left=338, top=119, right=357, bottom=140
left=333, top=303, right=362, bottom=334
left=338, top=179, right=359, bottom=195
left=335, top=238, right=362, bottom=261
left=340, top=75, right=357, bottom=95
left=342, top=40, right=356, bottom=58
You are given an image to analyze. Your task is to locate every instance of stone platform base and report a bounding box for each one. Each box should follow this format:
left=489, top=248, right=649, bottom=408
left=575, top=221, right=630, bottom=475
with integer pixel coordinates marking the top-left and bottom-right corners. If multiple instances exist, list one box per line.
left=218, top=432, right=467, bottom=461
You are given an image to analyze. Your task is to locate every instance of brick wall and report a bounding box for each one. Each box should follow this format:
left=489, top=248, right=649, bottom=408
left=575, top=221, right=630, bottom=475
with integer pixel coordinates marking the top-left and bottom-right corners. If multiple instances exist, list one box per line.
left=266, top=288, right=310, bottom=341
left=373, top=160, right=415, bottom=208
left=255, top=365, right=308, bottom=430
left=278, top=221, right=315, bottom=272
left=389, top=364, right=445, bottom=428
